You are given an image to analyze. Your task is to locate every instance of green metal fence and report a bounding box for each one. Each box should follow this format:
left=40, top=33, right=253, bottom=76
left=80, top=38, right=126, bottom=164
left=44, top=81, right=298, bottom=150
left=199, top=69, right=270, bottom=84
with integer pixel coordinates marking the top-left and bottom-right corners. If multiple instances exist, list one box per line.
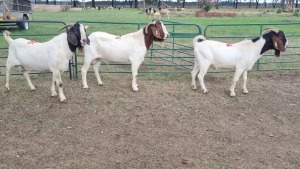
left=1, top=21, right=299, bottom=80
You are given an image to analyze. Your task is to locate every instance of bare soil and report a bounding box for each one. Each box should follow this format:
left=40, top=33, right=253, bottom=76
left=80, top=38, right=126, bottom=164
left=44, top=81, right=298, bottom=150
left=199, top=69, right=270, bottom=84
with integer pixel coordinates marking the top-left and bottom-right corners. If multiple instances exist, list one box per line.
left=0, top=71, right=300, bottom=169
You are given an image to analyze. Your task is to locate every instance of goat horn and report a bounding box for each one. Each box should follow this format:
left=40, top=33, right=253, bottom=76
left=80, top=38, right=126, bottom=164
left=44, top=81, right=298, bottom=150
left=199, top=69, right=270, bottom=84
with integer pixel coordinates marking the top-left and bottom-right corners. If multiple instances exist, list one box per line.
left=262, top=27, right=279, bottom=35
left=58, top=23, right=75, bottom=31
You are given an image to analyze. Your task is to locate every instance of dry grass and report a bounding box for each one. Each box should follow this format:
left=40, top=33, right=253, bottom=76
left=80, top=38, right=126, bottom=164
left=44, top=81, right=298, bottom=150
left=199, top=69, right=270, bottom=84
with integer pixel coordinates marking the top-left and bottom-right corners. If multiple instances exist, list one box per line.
left=1, top=71, right=300, bottom=168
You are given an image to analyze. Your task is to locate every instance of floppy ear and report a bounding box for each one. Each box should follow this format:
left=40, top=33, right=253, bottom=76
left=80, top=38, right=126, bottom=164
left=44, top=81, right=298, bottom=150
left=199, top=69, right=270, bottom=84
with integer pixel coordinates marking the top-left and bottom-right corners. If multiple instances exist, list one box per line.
left=67, top=31, right=78, bottom=46
left=150, top=26, right=163, bottom=39
left=272, top=35, right=285, bottom=52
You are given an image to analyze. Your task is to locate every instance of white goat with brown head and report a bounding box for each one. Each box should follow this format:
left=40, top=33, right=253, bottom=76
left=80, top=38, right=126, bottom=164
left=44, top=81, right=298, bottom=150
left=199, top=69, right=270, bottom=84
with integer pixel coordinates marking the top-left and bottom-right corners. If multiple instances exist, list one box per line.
left=3, top=23, right=90, bottom=102
left=191, top=28, right=288, bottom=96
left=81, top=21, right=169, bottom=91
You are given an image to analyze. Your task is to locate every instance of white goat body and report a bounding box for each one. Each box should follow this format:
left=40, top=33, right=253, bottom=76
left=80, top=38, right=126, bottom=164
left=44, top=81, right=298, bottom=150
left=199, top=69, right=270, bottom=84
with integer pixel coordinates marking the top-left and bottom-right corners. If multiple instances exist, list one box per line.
left=81, top=21, right=169, bottom=91
left=6, top=34, right=71, bottom=71
left=4, top=23, right=89, bottom=102
left=191, top=28, right=288, bottom=96
left=193, top=39, right=264, bottom=70
left=86, top=31, right=147, bottom=63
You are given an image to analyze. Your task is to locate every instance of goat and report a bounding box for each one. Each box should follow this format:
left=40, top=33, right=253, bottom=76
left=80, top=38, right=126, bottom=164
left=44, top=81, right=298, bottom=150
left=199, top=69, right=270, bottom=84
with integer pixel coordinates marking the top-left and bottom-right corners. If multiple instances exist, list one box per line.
left=159, top=8, right=170, bottom=19
left=153, top=11, right=161, bottom=19
left=191, top=28, right=288, bottom=96
left=3, top=23, right=90, bottom=102
left=81, top=21, right=169, bottom=91
left=145, top=8, right=155, bottom=19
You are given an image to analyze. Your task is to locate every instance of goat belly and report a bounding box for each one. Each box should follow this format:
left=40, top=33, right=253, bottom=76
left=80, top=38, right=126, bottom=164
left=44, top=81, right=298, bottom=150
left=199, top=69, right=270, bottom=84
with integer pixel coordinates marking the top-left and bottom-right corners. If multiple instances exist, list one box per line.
left=14, top=47, right=55, bottom=70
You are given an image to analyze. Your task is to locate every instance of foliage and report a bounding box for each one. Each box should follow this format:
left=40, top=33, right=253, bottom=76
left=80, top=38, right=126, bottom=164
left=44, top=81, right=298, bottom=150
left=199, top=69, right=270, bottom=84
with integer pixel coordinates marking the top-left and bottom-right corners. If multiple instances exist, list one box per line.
left=276, top=9, right=282, bottom=13
left=293, top=9, right=300, bottom=17
left=202, top=0, right=212, bottom=12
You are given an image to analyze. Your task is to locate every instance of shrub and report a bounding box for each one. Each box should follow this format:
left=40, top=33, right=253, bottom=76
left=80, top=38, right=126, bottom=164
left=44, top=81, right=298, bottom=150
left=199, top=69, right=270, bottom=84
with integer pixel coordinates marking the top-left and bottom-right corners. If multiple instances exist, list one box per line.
left=276, top=9, right=282, bottom=13
left=293, top=9, right=300, bottom=17
left=202, top=1, right=212, bottom=12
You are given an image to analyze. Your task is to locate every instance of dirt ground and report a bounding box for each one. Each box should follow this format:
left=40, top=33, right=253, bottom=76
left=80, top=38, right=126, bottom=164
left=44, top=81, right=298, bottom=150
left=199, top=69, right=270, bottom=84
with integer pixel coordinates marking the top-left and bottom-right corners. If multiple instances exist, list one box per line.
left=0, top=71, right=300, bottom=169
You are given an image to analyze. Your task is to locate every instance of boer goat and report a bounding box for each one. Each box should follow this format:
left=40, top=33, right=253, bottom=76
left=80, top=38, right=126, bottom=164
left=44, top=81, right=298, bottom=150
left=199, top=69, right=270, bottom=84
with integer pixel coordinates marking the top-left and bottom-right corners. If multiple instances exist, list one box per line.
left=81, top=21, right=169, bottom=91
left=158, top=8, right=170, bottom=19
left=191, top=28, right=288, bottom=96
left=4, top=23, right=90, bottom=102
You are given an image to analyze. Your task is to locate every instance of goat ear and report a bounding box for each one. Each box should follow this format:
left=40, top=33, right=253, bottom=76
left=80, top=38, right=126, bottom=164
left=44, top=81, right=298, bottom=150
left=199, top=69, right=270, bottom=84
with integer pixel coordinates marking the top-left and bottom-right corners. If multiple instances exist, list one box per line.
left=272, top=36, right=285, bottom=52
left=67, top=32, right=78, bottom=46
left=151, top=26, right=162, bottom=39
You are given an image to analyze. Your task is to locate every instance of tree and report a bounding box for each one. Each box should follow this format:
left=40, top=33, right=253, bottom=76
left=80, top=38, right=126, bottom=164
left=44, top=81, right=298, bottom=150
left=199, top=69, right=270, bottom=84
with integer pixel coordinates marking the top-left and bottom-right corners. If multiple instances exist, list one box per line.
left=233, top=0, right=238, bottom=9
left=272, top=0, right=279, bottom=8
left=73, top=0, right=77, bottom=7
left=182, top=0, right=186, bottom=8
left=249, top=0, right=252, bottom=8
left=286, top=0, right=294, bottom=11
left=157, top=0, right=161, bottom=8
left=280, top=0, right=285, bottom=8
left=215, top=0, right=220, bottom=9
left=134, top=0, right=138, bottom=8
left=112, top=0, right=115, bottom=7
left=92, top=0, right=95, bottom=8
left=255, top=0, right=259, bottom=8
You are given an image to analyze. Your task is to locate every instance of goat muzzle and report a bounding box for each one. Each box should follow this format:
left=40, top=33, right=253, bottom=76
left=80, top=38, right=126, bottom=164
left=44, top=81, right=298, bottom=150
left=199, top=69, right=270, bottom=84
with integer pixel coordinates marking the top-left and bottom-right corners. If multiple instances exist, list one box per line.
left=274, top=50, right=281, bottom=57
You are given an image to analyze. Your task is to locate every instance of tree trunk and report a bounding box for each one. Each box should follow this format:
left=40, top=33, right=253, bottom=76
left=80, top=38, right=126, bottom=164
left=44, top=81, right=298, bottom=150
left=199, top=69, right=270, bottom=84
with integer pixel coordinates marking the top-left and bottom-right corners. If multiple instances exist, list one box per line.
left=281, top=0, right=285, bottom=8
left=157, top=0, right=161, bottom=8
left=215, top=0, right=219, bottom=9
left=134, top=0, right=138, bottom=8
left=92, top=0, right=95, bottom=8
left=264, top=0, right=267, bottom=7
left=255, top=0, right=259, bottom=8
left=249, top=0, right=252, bottom=8
left=112, top=0, right=114, bottom=7
left=73, top=0, right=76, bottom=7
left=182, top=0, right=186, bottom=8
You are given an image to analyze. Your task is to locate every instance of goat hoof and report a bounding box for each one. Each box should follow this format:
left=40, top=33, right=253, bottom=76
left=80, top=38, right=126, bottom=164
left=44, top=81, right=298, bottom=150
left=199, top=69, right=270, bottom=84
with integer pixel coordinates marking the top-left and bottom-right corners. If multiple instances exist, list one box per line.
left=230, top=93, right=236, bottom=97
left=98, top=83, right=103, bottom=86
left=242, top=89, right=249, bottom=94
left=203, top=91, right=208, bottom=94
left=51, top=93, right=58, bottom=97
left=133, top=89, right=139, bottom=92
left=60, top=97, right=67, bottom=102
left=192, top=85, right=197, bottom=90
left=60, top=99, right=66, bottom=102
left=83, top=86, right=89, bottom=89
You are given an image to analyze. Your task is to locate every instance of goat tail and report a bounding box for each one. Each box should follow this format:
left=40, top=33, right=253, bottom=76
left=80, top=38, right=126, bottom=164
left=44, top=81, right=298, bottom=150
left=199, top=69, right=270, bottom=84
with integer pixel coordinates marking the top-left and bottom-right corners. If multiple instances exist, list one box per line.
left=193, top=35, right=206, bottom=47
left=3, top=30, right=12, bottom=45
